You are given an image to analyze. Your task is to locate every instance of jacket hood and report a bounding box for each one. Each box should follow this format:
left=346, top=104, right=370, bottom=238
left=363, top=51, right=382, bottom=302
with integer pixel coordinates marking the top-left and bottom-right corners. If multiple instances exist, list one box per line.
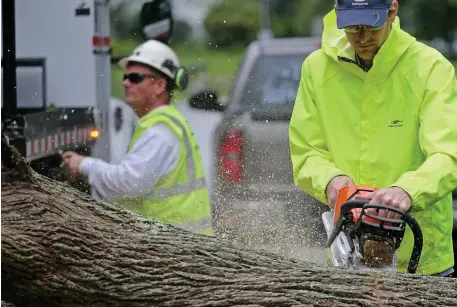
left=321, top=9, right=355, bottom=61
left=320, top=9, right=416, bottom=79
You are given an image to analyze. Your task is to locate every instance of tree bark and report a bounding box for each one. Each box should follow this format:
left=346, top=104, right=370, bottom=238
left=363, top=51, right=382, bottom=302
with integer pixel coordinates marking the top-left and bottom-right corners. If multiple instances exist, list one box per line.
left=1, top=138, right=457, bottom=307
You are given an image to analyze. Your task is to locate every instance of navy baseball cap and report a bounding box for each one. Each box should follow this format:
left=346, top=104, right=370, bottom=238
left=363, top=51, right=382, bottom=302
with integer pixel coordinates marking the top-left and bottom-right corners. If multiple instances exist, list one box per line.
left=335, top=0, right=393, bottom=29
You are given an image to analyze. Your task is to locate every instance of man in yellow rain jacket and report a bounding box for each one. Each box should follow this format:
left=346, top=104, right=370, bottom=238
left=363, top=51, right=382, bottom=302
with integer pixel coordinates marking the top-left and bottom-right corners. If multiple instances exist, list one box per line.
left=289, top=0, right=457, bottom=276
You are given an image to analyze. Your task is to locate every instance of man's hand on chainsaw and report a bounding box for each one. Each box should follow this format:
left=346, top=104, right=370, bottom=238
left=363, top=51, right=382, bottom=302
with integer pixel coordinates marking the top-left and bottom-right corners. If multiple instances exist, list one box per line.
left=354, top=187, right=412, bottom=220
left=326, top=175, right=355, bottom=209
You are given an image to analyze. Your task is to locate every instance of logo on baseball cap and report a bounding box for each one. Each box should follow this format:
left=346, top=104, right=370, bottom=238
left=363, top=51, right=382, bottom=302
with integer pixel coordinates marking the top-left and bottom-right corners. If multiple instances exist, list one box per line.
left=335, top=0, right=393, bottom=29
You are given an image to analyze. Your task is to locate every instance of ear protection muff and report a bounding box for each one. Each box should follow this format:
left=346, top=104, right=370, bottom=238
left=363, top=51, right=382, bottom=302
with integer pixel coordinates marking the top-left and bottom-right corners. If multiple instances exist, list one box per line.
left=175, top=67, right=189, bottom=91
left=162, top=59, right=189, bottom=91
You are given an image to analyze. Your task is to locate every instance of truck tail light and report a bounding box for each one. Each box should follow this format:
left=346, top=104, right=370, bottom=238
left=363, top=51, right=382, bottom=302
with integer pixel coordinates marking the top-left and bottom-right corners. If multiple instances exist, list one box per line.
left=219, top=129, right=244, bottom=184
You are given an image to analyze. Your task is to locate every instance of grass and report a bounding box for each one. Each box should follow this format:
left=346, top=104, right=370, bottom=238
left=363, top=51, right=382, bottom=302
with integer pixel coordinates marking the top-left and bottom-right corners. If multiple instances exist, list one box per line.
left=110, top=39, right=245, bottom=102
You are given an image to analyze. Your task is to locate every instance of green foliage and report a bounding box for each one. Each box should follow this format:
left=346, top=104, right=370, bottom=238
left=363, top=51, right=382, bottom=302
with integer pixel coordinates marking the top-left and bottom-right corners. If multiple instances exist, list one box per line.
left=204, top=0, right=260, bottom=48
left=270, top=0, right=301, bottom=37
left=110, top=2, right=143, bottom=41
left=203, top=0, right=329, bottom=41
left=271, top=15, right=300, bottom=38
left=203, top=0, right=332, bottom=47
left=411, top=0, right=457, bottom=41
left=269, top=0, right=332, bottom=37
left=111, top=38, right=141, bottom=57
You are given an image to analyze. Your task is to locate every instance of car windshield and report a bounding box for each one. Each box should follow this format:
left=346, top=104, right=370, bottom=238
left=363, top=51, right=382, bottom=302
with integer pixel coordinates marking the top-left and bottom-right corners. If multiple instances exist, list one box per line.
left=240, top=54, right=306, bottom=107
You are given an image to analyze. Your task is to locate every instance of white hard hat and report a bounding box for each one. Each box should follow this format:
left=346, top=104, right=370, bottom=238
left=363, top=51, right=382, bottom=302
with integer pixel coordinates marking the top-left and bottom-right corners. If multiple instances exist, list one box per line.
left=119, top=40, right=180, bottom=80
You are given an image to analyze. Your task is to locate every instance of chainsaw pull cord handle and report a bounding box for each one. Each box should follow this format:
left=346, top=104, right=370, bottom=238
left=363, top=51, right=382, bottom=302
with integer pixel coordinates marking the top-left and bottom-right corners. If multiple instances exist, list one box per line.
left=328, top=200, right=423, bottom=274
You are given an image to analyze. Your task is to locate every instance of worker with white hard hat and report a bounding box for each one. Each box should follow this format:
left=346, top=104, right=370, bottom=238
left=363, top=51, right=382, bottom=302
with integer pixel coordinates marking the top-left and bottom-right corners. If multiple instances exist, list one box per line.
left=61, top=40, right=213, bottom=236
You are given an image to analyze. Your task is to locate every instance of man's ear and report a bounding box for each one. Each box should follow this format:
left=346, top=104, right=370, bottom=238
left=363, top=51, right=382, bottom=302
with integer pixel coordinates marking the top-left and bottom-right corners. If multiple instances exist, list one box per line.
left=388, top=0, right=399, bottom=22
left=157, top=78, right=168, bottom=93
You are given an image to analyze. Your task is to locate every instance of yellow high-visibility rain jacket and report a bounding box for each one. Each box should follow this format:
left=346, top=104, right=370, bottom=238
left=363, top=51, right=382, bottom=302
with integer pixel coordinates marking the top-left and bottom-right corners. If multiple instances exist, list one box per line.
left=289, top=10, right=457, bottom=275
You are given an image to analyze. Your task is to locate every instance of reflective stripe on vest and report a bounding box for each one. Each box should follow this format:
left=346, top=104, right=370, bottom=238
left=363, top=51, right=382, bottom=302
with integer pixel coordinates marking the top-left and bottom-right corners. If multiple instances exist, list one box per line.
left=173, top=217, right=213, bottom=233
left=148, top=113, right=207, bottom=199
left=155, top=177, right=206, bottom=199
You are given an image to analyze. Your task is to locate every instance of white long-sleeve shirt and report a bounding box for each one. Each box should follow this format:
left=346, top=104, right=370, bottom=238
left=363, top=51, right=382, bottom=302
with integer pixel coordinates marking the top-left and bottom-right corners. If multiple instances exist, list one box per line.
left=79, top=119, right=180, bottom=201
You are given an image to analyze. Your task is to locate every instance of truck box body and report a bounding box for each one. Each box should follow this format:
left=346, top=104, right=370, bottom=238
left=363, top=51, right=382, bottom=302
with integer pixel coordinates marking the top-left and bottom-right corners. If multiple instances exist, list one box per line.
left=2, top=0, right=112, bottom=163
left=13, top=0, right=98, bottom=110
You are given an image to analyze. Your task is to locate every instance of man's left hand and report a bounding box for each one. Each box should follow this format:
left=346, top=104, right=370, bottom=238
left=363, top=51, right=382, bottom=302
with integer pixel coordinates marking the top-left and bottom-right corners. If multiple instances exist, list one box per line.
left=354, top=187, right=412, bottom=220
left=61, top=151, right=85, bottom=179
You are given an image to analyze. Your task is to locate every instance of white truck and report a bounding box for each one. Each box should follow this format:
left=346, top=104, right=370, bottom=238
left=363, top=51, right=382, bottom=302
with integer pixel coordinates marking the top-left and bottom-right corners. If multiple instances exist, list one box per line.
left=2, top=0, right=174, bottom=187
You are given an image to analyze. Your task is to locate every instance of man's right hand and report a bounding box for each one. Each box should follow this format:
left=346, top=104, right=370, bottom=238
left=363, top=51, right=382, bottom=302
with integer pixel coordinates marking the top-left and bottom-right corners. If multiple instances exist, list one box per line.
left=325, top=175, right=355, bottom=209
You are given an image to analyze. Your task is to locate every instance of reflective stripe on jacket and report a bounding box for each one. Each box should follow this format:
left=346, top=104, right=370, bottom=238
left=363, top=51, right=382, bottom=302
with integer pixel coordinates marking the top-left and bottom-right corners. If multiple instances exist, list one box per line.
left=289, top=10, right=457, bottom=275
left=120, top=104, right=213, bottom=236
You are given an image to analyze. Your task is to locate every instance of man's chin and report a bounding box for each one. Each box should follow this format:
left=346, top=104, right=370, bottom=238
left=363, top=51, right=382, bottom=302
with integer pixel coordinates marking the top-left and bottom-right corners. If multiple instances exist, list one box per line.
left=357, top=49, right=376, bottom=60
left=358, top=54, right=375, bottom=63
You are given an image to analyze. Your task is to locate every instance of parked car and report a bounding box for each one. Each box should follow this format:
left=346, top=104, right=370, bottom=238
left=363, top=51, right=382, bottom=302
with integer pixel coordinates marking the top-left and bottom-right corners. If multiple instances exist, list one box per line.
left=189, top=37, right=326, bottom=246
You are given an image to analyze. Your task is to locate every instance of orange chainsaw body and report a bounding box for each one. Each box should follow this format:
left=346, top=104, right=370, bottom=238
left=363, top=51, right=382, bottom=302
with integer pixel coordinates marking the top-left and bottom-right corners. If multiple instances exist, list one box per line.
left=334, top=185, right=379, bottom=225
left=327, top=185, right=423, bottom=274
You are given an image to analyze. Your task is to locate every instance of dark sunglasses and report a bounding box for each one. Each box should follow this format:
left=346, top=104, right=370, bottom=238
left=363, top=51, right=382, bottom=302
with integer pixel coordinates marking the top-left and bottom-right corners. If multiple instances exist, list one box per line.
left=123, top=73, right=156, bottom=84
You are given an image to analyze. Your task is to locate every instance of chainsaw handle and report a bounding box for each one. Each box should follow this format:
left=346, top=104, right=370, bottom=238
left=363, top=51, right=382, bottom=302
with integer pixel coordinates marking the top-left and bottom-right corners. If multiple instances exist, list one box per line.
left=402, top=211, right=423, bottom=274
left=360, top=204, right=410, bottom=230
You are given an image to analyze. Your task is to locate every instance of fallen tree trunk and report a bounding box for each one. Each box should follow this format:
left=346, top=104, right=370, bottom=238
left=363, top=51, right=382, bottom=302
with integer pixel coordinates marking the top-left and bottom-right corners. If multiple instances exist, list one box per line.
left=1, top=138, right=457, bottom=307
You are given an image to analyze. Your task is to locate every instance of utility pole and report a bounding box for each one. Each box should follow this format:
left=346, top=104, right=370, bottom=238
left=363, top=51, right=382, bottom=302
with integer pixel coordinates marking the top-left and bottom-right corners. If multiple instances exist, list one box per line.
left=257, top=0, right=273, bottom=40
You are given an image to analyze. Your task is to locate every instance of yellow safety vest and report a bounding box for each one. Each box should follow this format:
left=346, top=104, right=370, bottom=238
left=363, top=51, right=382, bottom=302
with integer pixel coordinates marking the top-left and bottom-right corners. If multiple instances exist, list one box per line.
left=119, top=104, right=213, bottom=236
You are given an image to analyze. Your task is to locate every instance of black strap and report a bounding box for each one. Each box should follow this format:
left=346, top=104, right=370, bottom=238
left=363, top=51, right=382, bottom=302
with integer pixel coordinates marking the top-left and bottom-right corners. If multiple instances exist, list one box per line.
left=355, top=53, right=371, bottom=72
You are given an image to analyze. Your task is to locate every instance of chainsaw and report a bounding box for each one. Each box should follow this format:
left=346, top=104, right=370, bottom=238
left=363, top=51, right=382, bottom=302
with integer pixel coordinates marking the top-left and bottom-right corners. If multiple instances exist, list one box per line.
left=321, top=185, right=423, bottom=274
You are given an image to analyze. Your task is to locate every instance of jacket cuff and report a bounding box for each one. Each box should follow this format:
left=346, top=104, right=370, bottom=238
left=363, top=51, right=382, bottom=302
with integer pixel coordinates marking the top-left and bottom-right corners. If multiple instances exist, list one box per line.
left=389, top=177, right=421, bottom=210
left=79, top=157, right=97, bottom=176
left=317, top=171, right=348, bottom=205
